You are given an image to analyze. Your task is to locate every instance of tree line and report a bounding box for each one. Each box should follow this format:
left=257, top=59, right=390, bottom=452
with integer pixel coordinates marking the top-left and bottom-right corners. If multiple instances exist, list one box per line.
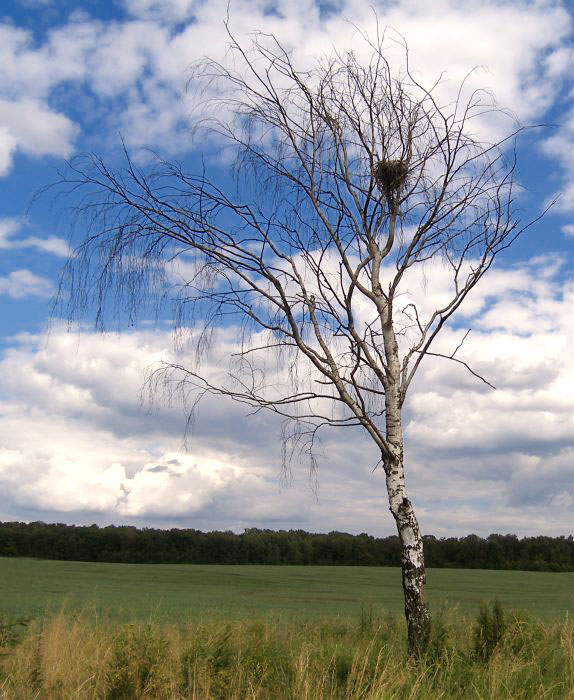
left=0, top=521, right=572, bottom=571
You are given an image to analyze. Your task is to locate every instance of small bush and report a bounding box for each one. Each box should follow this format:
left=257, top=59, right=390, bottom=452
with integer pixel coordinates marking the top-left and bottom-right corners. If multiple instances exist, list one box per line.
left=0, top=616, right=30, bottom=652
left=425, top=612, right=452, bottom=662
left=105, top=624, right=169, bottom=700
left=180, top=625, right=236, bottom=699
left=332, top=651, right=353, bottom=688
left=504, top=613, right=545, bottom=658
left=473, top=600, right=506, bottom=661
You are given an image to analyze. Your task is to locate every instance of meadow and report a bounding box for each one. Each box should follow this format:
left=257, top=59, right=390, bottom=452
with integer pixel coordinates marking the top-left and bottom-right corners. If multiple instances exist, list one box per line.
left=1, top=558, right=573, bottom=698
left=1, top=557, right=573, bottom=622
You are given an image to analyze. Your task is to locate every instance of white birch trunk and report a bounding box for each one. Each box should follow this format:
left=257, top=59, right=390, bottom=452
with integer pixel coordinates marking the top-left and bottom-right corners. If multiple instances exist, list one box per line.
left=383, top=312, right=431, bottom=656
left=385, top=444, right=431, bottom=656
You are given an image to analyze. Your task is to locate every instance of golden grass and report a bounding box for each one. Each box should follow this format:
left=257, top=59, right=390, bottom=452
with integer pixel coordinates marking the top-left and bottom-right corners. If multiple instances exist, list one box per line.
left=0, top=609, right=572, bottom=699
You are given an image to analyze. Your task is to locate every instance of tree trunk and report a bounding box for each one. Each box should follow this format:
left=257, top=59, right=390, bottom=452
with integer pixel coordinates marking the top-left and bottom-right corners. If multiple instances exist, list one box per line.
left=385, top=453, right=431, bottom=657
left=382, top=315, right=431, bottom=657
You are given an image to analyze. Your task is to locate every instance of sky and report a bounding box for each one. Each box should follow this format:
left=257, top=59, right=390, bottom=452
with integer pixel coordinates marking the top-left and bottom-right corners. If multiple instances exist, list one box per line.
left=0, top=0, right=572, bottom=538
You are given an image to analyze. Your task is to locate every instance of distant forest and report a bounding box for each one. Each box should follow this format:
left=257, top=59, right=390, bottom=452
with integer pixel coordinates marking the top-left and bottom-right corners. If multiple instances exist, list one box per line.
left=0, top=521, right=572, bottom=571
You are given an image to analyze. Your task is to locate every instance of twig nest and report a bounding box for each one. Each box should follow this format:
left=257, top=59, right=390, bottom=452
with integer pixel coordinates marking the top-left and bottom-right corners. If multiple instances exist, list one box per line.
left=375, top=159, right=408, bottom=195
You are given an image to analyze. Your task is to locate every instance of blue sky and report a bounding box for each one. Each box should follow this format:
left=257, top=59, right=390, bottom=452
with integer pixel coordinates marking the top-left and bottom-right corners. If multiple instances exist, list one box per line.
left=0, top=0, right=572, bottom=537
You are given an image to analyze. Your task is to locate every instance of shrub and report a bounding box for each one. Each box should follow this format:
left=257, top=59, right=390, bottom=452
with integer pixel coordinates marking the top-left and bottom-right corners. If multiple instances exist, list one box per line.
left=425, top=611, right=452, bottom=662
left=105, top=624, right=169, bottom=700
left=473, top=600, right=506, bottom=661
left=332, top=651, right=353, bottom=688
left=0, top=616, right=30, bottom=652
left=180, top=625, right=236, bottom=699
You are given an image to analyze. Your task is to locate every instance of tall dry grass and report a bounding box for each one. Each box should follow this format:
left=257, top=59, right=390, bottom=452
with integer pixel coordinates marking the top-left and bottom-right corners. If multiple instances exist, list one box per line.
left=0, top=606, right=572, bottom=699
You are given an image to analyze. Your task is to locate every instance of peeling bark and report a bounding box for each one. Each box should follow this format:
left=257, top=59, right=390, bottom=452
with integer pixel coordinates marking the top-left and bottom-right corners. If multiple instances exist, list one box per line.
left=383, top=311, right=431, bottom=657
left=385, top=456, right=431, bottom=657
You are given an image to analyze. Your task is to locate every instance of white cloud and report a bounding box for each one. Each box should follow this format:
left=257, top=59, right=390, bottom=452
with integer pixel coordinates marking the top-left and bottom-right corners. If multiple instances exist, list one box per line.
left=122, top=0, right=196, bottom=23
left=0, top=328, right=289, bottom=520
left=0, top=98, right=78, bottom=176
left=0, top=21, right=90, bottom=100
left=0, top=98, right=77, bottom=156
left=117, top=453, right=243, bottom=517
left=0, top=256, right=570, bottom=535
left=0, top=218, right=71, bottom=257
left=0, top=1, right=571, bottom=534
left=562, top=224, right=574, bottom=236
left=0, top=126, right=17, bottom=176
left=541, top=105, right=574, bottom=214
left=0, top=450, right=128, bottom=513
left=0, top=220, right=21, bottom=245
left=17, top=236, right=71, bottom=257
left=1, top=0, right=572, bottom=167
left=0, top=269, right=54, bottom=298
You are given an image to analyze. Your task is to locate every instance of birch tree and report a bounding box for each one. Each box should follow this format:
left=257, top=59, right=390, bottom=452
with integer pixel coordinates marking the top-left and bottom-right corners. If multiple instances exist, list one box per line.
left=58, top=29, right=538, bottom=656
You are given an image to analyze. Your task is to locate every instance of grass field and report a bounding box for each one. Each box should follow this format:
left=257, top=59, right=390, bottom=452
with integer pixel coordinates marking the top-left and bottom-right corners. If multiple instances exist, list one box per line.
left=1, top=602, right=573, bottom=698
left=1, top=558, right=573, bottom=698
left=1, top=557, right=572, bottom=622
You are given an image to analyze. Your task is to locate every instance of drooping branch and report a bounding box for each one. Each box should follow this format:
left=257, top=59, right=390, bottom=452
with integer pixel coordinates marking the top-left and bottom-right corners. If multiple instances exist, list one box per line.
left=51, top=28, right=535, bottom=472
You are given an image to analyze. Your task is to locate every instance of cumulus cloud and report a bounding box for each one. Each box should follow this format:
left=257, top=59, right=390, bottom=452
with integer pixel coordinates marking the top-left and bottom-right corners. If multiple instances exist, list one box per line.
left=0, top=218, right=71, bottom=257
left=122, top=0, right=196, bottom=23
left=0, top=327, right=308, bottom=525
left=0, top=448, right=128, bottom=513
left=0, top=126, right=17, bottom=176
left=0, top=0, right=571, bottom=535
left=0, top=269, right=54, bottom=298
left=401, top=260, right=573, bottom=531
left=115, top=0, right=573, bottom=153
left=0, top=21, right=90, bottom=100
left=0, top=98, right=78, bottom=176
left=1, top=0, right=572, bottom=166
left=0, top=255, right=571, bottom=535
left=117, top=453, right=243, bottom=517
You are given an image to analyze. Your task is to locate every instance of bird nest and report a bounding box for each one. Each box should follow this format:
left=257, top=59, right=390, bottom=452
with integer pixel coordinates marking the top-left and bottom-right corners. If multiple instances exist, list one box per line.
left=375, top=159, right=408, bottom=194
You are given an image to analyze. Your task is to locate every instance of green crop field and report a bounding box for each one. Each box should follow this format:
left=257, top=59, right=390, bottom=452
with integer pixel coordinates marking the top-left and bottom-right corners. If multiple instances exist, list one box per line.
left=1, top=557, right=573, bottom=698
left=1, top=557, right=572, bottom=622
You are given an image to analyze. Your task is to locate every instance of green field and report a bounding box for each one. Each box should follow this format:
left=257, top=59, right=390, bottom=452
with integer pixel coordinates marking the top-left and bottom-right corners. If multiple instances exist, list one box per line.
left=1, top=557, right=572, bottom=622
left=1, top=558, right=573, bottom=698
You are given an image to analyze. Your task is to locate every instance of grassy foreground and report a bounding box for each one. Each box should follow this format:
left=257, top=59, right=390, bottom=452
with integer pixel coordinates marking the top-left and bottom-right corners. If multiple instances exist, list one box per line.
left=1, top=557, right=573, bottom=621
left=1, top=559, right=572, bottom=697
left=0, top=608, right=573, bottom=699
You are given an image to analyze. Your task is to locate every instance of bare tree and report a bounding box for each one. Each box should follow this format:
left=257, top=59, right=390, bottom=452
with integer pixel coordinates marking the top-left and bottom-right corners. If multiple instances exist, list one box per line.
left=56, top=28, right=540, bottom=656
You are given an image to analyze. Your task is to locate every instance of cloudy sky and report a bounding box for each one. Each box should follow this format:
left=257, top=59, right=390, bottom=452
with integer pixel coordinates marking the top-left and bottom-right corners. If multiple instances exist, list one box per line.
left=0, top=0, right=572, bottom=538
